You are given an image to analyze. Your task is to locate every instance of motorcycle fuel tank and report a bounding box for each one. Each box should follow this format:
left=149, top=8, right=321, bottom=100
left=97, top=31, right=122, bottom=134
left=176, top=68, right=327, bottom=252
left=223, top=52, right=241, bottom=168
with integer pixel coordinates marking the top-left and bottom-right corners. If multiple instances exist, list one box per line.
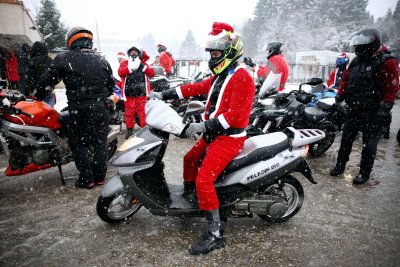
left=3, top=100, right=62, bottom=131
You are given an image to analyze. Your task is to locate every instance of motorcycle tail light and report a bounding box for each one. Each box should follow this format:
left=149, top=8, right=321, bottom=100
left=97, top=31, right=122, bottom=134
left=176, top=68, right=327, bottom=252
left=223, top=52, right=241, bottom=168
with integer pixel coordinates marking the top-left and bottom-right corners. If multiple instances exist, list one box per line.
left=301, top=144, right=309, bottom=157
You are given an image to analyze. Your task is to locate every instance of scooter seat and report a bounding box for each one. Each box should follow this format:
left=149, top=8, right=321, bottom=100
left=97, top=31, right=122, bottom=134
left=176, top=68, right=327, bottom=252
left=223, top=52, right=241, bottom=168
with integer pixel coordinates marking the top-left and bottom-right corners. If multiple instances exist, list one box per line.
left=223, top=132, right=289, bottom=175
left=304, top=106, right=327, bottom=122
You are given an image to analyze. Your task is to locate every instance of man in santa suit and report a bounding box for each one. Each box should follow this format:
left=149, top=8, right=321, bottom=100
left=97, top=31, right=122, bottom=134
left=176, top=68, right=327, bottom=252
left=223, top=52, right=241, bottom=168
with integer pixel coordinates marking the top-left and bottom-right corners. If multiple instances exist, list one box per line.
left=156, top=44, right=175, bottom=77
left=327, top=52, right=349, bottom=89
left=244, top=41, right=289, bottom=96
left=150, top=22, right=255, bottom=255
left=118, top=46, right=154, bottom=139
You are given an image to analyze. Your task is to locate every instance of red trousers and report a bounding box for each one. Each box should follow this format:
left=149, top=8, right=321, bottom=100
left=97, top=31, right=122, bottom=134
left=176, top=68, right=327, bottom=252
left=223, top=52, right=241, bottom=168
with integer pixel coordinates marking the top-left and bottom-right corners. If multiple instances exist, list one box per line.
left=183, top=135, right=246, bottom=210
left=124, top=96, right=147, bottom=129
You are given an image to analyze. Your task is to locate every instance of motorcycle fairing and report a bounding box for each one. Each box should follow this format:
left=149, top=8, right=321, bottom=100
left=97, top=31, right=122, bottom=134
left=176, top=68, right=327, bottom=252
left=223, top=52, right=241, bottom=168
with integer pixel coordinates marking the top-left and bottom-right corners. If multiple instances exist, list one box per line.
left=5, top=162, right=53, bottom=176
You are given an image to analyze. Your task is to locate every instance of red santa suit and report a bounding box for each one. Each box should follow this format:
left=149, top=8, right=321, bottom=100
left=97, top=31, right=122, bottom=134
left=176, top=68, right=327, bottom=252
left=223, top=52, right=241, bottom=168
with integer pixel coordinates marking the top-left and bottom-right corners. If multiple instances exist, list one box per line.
left=118, top=50, right=154, bottom=129
left=176, top=64, right=255, bottom=210
left=157, top=44, right=175, bottom=75
left=256, top=54, right=289, bottom=94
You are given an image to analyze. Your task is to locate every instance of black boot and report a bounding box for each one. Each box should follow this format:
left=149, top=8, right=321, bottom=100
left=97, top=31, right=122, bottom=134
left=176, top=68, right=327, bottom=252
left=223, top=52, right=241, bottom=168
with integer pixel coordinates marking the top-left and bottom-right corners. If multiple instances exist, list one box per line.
left=353, top=172, right=370, bottom=184
left=182, top=182, right=198, bottom=208
left=125, top=128, right=134, bottom=139
left=188, top=209, right=225, bottom=255
left=330, top=162, right=346, bottom=176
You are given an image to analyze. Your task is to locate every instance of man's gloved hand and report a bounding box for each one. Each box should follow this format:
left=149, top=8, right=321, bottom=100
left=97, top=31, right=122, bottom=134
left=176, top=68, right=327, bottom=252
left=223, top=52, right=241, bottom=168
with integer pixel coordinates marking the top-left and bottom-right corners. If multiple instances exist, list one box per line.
left=128, top=57, right=141, bottom=71
left=149, top=91, right=163, bottom=100
left=243, top=57, right=255, bottom=68
left=185, top=122, right=206, bottom=139
left=334, top=93, right=344, bottom=103
left=377, top=101, right=393, bottom=119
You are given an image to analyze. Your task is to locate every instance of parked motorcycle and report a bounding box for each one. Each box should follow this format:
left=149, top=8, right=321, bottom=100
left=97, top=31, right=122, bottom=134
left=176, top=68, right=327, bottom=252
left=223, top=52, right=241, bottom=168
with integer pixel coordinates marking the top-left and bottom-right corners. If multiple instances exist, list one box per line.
left=96, top=99, right=325, bottom=224
left=247, top=78, right=345, bottom=157
left=0, top=89, right=119, bottom=184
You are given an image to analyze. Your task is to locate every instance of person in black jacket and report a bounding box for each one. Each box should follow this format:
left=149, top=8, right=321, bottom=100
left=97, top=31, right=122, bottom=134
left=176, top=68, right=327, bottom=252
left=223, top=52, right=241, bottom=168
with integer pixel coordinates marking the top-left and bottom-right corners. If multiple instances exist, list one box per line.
left=36, top=27, right=115, bottom=189
left=16, top=43, right=31, bottom=94
left=25, top=42, right=53, bottom=98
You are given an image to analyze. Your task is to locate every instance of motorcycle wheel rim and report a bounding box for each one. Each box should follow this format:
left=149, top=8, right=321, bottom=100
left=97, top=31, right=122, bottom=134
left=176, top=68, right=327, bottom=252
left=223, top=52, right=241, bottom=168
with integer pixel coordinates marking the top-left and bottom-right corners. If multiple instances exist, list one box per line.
left=264, top=183, right=300, bottom=218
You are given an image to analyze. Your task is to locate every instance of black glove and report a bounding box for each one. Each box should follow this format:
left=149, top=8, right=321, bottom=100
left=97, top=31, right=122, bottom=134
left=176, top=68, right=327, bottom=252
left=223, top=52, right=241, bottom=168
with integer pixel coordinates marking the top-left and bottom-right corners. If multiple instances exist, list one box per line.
left=377, top=101, right=393, bottom=119
left=244, top=57, right=255, bottom=68
left=334, top=94, right=344, bottom=103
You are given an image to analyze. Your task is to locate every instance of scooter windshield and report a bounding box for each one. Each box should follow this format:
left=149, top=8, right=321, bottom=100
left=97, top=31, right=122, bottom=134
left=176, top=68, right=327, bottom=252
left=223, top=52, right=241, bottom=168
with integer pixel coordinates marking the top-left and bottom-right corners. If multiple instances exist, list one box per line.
left=145, top=99, right=185, bottom=135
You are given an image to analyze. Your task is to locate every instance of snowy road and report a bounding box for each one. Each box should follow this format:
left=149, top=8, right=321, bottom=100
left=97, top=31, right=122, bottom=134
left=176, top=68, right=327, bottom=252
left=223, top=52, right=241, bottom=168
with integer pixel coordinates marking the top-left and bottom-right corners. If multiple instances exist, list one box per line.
left=0, top=101, right=399, bottom=266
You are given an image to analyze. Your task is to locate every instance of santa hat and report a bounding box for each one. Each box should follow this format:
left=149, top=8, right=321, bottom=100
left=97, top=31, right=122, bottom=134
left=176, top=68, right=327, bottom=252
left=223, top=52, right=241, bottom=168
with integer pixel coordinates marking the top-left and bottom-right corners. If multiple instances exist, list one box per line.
left=116, top=51, right=126, bottom=59
left=208, top=22, right=237, bottom=41
left=337, top=52, right=349, bottom=59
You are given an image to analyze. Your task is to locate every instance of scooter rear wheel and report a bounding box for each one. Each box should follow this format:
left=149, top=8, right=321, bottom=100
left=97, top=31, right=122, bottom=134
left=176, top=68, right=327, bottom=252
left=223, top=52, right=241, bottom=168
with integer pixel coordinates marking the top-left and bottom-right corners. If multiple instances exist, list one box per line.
left=97, top=194, right=142, bottom=223
left=257, top=175, right=304, bottom=222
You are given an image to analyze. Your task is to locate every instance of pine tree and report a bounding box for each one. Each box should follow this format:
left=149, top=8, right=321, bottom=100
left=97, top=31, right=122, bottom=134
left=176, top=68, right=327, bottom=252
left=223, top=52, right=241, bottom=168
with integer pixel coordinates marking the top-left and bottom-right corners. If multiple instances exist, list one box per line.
left=178, top=30, right=202, bottom=60
left=36, top=0, right=67, bottom=50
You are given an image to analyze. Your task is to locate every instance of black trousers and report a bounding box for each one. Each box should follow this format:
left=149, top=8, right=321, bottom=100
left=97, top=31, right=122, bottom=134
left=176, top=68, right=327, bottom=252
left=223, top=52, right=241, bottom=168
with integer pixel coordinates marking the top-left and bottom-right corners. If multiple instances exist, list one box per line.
left=336, top=108, right=382, bottom=175
left=68, top=104, right=110, bottom=183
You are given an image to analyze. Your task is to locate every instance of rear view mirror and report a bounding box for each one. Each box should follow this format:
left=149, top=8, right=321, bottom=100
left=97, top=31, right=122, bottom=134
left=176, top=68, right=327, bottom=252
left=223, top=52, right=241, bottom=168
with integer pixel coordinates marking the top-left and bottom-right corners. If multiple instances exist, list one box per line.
left=305, top=77, right=324, bottom=86
left=183, top=101, right=205, bottom=122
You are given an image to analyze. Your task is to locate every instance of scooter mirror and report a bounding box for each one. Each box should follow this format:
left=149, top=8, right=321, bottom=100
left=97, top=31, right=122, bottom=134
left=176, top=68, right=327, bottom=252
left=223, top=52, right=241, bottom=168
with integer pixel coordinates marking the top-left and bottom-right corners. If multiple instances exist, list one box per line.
left=305, top=77, right=324, bottom=86
left=183, top=101, right=205, bottom=122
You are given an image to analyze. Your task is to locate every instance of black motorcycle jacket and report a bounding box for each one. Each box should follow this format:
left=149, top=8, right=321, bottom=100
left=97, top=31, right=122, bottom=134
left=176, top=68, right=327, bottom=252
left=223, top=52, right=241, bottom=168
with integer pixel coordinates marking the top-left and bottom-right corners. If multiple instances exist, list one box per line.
left=37, top=49, right=114, bottom=104
left=345, top=53, right=394, bottom=109
left=124, top=66, right=147, bottom=97
left=25, top=42, right=53, bottom=96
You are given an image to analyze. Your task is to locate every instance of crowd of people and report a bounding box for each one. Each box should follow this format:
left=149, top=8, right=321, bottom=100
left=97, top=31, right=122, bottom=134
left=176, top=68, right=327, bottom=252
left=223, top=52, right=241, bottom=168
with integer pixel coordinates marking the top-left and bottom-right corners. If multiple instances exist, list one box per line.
left=0, top=22, right=399, bottom=255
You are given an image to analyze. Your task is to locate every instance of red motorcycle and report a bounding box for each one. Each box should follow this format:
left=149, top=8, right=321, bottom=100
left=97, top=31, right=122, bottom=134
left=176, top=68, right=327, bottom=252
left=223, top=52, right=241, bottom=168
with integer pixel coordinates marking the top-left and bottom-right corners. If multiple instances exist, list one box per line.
left=0, top=89, right=118, bottom=184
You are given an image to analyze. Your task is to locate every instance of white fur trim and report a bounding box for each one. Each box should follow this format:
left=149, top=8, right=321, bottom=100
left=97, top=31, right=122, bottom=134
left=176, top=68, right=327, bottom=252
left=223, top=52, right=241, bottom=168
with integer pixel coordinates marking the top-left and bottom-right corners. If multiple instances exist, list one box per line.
left=230, top=131, right=246, bottom=138
left=142, top=65, right=147, bottom=72
left=218, top=114, right=230, bottom=129
left=176, top=86, right=184, bottom=99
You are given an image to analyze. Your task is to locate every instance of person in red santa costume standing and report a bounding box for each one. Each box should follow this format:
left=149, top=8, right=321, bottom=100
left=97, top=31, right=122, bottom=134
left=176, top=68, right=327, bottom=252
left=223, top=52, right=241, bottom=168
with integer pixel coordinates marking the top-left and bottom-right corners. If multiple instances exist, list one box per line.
left=150, top=22, right=255, bottom=255
left=244, top=41, right=289, bottom=96
left=119, top=46, right=155, bottom=139
left=156, top=43, right=175, bottom=77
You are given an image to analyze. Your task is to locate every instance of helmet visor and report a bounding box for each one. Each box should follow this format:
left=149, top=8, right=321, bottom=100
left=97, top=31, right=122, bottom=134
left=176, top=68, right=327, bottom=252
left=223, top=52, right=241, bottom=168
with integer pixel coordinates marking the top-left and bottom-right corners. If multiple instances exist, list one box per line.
left=349, top=33, right=376, bottom=46
left=205, top=36, right=230, bottom=52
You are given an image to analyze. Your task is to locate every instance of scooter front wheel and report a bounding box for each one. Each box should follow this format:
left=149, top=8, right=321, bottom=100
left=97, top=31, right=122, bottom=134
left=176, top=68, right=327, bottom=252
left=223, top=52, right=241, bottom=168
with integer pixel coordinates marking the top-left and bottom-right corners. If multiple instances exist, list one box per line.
left=96, top=193, right=142, bottom=223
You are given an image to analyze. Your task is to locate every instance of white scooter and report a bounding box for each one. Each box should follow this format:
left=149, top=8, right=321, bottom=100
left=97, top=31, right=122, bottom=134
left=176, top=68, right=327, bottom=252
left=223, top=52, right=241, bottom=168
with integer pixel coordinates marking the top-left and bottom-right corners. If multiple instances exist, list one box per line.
left=96, top=99, right=325, bottom=224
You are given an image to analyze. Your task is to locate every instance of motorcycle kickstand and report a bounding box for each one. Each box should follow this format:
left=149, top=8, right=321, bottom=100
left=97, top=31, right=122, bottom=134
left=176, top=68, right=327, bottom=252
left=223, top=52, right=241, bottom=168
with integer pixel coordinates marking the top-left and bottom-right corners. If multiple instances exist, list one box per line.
left=57, top=164, right=66, bottom=185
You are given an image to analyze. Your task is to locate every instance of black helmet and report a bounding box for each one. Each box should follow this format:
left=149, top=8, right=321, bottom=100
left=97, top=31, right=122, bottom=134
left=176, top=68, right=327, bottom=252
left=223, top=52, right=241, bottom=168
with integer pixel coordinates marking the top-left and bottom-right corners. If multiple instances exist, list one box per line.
left=266, top=41, right=282, bottom=59
left=349, top=28, right=381, bottom=60
left=65, top=26, right=93, bottom=50
left=127, top=46, right=142, bottom=59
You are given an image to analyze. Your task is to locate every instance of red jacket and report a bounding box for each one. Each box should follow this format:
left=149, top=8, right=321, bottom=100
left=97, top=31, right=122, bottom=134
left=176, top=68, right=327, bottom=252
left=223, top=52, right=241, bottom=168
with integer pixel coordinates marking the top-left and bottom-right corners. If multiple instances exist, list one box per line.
left=118, top=51, right=155, bottom=97
left=159, top=51, right=175, bottom=75
left=257, top=54, right=289, bottom=91
left=5, top=50, right=20, bottom=82
left=337, top=53, right=399, bottom=103
left=177, top=66, right=255, bottom=133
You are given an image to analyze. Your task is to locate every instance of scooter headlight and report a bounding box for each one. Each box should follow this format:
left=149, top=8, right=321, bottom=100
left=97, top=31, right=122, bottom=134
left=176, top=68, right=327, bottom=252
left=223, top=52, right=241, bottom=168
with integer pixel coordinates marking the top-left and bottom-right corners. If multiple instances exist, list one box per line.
left=118, top=137, right=145, bottom=152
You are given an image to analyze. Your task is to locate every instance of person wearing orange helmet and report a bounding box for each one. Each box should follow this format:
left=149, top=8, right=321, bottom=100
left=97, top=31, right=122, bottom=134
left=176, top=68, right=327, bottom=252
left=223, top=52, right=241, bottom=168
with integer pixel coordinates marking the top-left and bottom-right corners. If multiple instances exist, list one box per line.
left=150, top=22, right=255, bottom=255
left=36, top=26, right=115, bottom=188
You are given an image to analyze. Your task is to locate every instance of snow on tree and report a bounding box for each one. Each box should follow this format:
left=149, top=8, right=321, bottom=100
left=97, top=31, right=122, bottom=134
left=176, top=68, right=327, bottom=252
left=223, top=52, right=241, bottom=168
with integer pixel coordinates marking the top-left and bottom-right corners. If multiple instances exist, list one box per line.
left=36, top=0, right=67, bottom=50
left=241, top=0, right=374, bottom=62
left=178, top=30, right=203, bottom=60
